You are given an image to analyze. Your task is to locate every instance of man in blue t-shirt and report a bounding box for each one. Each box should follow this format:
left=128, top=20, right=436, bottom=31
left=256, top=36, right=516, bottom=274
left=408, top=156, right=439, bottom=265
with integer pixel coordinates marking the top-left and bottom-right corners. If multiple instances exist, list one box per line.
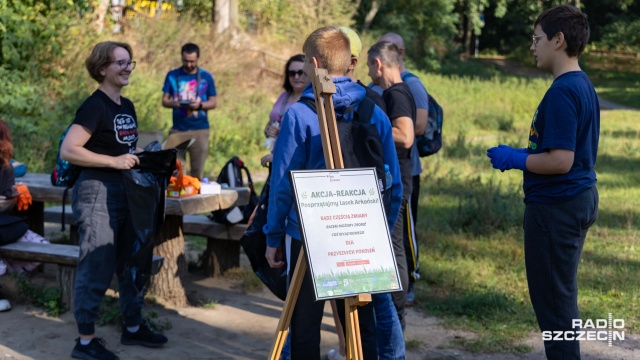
left=162, top=43, right=217, bottom=179
left=487, top=5, right=599, bottom=359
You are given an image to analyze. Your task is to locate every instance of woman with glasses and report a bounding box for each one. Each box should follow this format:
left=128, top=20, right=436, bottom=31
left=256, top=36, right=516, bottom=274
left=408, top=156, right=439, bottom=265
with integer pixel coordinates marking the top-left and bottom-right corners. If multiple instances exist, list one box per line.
left=260, top=54, right=309, bottom=167
left=61, top=41, right=167, bottom=360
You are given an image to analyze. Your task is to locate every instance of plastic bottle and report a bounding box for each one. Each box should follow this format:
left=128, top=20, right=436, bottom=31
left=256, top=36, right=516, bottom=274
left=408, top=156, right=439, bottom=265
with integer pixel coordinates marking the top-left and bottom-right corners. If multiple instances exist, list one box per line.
left=384, top=164, right=392, bottom=190
left=263, top=122, right=280, bottom=152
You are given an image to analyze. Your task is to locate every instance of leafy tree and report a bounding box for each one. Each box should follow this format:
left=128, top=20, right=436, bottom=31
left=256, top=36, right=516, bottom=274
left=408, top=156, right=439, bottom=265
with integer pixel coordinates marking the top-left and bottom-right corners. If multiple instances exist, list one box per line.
left=0, top=0, right=89, bottom=70
left=355, top=0, right=457, bottom=68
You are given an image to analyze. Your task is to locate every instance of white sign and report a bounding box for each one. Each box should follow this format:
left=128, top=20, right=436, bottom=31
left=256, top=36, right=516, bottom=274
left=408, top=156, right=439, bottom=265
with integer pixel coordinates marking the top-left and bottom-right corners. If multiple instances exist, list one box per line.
left=290, top=168, right=401, bottom=300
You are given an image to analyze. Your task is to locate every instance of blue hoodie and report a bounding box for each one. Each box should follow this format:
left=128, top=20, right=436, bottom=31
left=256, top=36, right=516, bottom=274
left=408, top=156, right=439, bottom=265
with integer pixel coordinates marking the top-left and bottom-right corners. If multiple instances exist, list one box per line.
left=264, top=76, right=403, bottom=247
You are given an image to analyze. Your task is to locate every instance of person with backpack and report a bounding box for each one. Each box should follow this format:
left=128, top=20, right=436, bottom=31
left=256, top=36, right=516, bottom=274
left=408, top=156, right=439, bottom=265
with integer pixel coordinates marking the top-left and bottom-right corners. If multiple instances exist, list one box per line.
left=487, top=5, right=599, bottom=359
left=60, top=42, right=167, bottom=360
left=371, top=32, right=429, bottom=308
left=367, top=41, right=416, bottom=332
left=162, top=43, right=217, bottom=180
left=327, top=27, right=406, bottom=360
left=264, top=26, right=402, bottom=360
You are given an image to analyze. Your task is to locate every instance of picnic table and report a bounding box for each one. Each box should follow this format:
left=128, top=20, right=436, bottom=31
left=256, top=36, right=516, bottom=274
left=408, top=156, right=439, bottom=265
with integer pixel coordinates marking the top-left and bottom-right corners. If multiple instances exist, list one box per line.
left=19, top=173, right=250, bottom=307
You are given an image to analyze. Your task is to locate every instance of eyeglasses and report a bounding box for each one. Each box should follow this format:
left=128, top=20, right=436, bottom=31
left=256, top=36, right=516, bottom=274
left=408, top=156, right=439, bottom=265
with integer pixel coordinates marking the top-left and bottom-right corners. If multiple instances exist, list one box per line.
left=531, top=35, right=545, bottom=47
left=111, top=60, right=136, bottom=70
left=287, top=69, right=305, bottom=77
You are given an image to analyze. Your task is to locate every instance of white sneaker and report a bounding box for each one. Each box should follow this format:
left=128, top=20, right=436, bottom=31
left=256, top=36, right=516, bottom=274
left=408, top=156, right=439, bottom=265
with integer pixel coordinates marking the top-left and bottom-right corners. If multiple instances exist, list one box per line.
left=326, top=348, right=344, bottom=360
left=0, top=299, right=11, bottom=312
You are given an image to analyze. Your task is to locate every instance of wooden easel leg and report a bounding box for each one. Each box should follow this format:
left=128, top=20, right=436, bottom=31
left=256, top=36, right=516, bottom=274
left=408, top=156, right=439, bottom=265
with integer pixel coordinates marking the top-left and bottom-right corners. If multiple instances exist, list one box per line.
left=344, top=298, right=363, bottom=360
left=330, top=300, right=347, bottom=358
left=269, top=249, right=307, bottom=360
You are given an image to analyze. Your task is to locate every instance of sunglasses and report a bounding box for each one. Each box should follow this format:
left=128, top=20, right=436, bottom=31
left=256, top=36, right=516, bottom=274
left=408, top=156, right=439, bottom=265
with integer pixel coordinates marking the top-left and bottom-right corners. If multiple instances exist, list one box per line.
left=287, top=69, right=305, bottom=77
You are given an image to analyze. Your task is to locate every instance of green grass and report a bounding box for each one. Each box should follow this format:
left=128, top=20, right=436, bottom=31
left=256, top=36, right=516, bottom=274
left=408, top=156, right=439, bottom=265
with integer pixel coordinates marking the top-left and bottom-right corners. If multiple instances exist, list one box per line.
left=582, top=52, right=640, bottom=109
left=408, top=67, right=640, bottom=353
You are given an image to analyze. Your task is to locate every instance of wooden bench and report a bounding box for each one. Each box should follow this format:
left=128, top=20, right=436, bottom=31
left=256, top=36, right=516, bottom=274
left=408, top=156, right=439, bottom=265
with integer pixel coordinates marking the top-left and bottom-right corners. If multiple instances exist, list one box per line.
left=44, top=206, right=248, bottom=277
left=0, top=242, right=164, bottom=309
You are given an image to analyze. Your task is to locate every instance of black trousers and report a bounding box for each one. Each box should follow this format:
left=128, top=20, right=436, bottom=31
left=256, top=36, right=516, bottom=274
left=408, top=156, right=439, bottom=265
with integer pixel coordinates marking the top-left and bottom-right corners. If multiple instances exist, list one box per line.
left=524, top=187, right=598, bottom=360
left=288, top=239, right=378, bottom=360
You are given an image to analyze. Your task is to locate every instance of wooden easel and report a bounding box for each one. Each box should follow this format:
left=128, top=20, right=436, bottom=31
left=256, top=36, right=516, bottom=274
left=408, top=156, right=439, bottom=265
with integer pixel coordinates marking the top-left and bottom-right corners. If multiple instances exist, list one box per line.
left=268, top=68, right=371, bottom=360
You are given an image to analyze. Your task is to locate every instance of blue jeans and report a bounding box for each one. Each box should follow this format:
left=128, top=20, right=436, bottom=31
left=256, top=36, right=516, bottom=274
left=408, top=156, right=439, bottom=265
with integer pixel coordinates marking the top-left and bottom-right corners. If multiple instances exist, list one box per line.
left=72, top=170, right=144, bottom=335
left=373, top=293, right=406, bottom=360
left=524, top=187, right=598, bottom=360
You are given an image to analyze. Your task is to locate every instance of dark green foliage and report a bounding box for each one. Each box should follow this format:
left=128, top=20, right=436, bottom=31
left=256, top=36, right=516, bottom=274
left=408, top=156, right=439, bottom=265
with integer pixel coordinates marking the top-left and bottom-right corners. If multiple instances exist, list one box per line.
left=97, top=296, right=172, bottom=332
left=0, top=0, right=86, bottom=70
left=15, top=275, right=67, bottom=316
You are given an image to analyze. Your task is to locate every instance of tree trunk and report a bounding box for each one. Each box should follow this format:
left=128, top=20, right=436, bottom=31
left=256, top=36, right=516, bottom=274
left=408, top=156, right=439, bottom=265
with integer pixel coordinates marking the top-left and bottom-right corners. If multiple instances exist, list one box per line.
left=156, top=0, right=163, bottom=18
left=464, top=16, right=473, bottom=57
left=149, top=215, right=187, bottom=307
left=361, top=0, right=381, bottom=33
left=93, top=0, right=110, bottom=33
left=203, top=237, right=240, bottom=277
left=211, top=0, right=216, bottom=24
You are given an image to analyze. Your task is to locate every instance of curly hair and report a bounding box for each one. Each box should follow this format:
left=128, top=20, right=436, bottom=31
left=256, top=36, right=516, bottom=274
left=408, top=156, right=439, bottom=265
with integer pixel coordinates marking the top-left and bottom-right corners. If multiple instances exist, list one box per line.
left=0, top=120, right=14, bottom=168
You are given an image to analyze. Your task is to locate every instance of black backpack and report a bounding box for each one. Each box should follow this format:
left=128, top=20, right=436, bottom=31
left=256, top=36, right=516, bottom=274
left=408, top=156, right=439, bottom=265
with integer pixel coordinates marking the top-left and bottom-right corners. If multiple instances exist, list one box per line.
left=401, top=72, right=444, bottom=157
left=299, top=96, right=392, bottom=213
left=209, top=156, right=259, bottom=225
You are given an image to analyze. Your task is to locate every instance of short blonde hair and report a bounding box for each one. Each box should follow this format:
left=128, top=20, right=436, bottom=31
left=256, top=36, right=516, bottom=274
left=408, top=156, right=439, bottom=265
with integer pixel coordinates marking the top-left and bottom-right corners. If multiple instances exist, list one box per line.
left=303, top=26, right=351, bottom=76
left=85, top=41, right=133, bottom=84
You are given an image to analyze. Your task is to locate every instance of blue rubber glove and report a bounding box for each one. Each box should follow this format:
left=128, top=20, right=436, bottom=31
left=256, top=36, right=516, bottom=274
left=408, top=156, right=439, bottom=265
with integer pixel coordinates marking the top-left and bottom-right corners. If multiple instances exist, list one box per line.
left=513, top=146, right=529, bottom=153
left=487, top=144, right=528, bottom=172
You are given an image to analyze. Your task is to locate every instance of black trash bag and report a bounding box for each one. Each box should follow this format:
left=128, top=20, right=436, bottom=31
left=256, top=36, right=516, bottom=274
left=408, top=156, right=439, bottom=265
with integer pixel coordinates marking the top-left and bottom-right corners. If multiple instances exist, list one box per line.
left=122, top=169, right=161, bottom=296
left=239, top=171, right=287, bottom=300
left=122, top=148, right=177, bottom=295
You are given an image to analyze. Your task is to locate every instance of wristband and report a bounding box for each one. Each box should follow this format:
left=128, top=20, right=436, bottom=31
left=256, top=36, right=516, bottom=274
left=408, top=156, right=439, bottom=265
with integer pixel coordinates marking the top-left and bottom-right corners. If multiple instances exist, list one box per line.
left=198, top=103, right=203, bottom=110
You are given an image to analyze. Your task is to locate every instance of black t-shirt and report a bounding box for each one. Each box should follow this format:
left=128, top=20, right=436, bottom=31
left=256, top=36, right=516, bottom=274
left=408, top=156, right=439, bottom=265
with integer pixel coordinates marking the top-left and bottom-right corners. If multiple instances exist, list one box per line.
left=383, top=82, right=416, bottom=200
left=73, top=90, right=138, bottom=159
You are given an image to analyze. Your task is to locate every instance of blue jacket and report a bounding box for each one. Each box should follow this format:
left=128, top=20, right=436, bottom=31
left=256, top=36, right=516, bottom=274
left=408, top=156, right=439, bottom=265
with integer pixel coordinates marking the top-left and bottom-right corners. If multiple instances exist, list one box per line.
left=264, top=76, right=402, bottom=247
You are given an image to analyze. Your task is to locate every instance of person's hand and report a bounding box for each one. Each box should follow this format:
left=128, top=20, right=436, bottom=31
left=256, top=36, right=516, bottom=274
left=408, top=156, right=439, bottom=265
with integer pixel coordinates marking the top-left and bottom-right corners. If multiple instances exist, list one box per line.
left=266, top=245, right=284, bottom=268
left=260, top=153, right=273, bottom=167
left=487, top=144, right=528, bottom=172
left=265, top=124, right=280, bottom=138
left=189, top=97, right=202, bottom=110
left=112, top=154, right=140, bottom=170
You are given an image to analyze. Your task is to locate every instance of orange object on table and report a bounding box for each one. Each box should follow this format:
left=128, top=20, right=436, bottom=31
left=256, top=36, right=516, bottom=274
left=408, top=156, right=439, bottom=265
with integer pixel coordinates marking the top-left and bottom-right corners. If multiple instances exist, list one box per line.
left=15, top=183, right=32, bottom=211
left=167, top=161, right=201, bottom=198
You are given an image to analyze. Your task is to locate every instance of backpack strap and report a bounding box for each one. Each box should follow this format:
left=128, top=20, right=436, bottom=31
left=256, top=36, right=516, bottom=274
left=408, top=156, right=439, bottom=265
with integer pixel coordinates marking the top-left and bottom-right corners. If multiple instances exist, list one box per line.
left=298, top=97, right=316, bottom=112
left=299, top=96, right=375, bottom=124
left=355, top=96, right=374, bottom=124
left=401, top=71, right=418, bottom=82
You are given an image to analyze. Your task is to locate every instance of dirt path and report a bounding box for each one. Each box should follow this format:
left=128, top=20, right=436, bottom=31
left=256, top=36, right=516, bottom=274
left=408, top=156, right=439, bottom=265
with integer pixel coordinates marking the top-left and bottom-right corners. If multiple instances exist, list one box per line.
left=474, top=57, right=639, bottom=111
left=1, top=267, right=638, bottom=360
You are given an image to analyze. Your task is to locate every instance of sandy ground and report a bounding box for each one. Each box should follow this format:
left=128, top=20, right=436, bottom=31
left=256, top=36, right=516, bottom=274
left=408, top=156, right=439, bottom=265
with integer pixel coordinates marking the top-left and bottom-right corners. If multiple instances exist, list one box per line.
left=1, top=259, right=638, bottom=360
